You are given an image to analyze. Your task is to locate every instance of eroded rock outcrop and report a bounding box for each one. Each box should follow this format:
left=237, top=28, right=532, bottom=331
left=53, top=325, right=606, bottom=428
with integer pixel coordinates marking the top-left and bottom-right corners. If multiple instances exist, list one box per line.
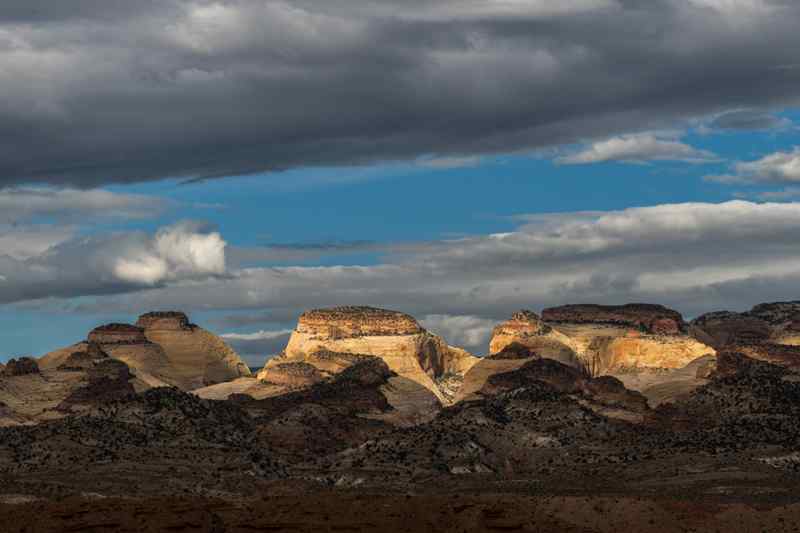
left=690, top=311, right=772, bottom=348
left=135, top=311, right=251, bottom=390
left=540, top=303, right=714, bottom=375
left=86, top=323, right=174, bottom=388
left=262, top=306, right=479, bottom=403
left=488, top=311, right=580, bottom=367
left=691, top=302, right=800, bottom=348
left=2, top=357, right=40, bottom=377
left=542, top=304, right=687, bottom=335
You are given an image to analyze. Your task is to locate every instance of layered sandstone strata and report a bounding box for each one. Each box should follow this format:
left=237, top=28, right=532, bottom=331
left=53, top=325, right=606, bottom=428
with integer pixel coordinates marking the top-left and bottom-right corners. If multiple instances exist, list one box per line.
left=541, top=304, right=714, bottom=375
left=135, top=311, right=251, bottom=390
left=261, top=306, right=479, bottom=403
left=86, top=323, right=174, bottom=388
left=488, top=310, right=580, bottom=367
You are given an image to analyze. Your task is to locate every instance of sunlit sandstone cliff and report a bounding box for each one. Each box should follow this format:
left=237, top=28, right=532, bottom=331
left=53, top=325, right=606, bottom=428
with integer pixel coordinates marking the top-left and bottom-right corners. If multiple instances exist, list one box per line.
left=135, top=311, right=251, bottom=390
left=39, top=312, right=250, bottom=392
left=258, top=306, right=479, bottom=403
left=541, top=304, right=714, bottom=375
left=488, top=310, right=580, bottom=366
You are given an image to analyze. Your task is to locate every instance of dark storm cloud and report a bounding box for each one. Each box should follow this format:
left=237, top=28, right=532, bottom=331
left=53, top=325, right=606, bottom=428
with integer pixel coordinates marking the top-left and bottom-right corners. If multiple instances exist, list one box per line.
left=1, top=0, right=800, bottom=187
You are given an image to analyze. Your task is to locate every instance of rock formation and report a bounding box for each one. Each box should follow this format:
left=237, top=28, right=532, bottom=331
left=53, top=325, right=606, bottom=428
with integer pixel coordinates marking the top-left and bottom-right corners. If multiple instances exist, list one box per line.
left=85, top=323, right=174, bottom=388
left=540, top=303, right=714, bottom=375
left=260, top=306, right=479, bottom=403
left=135, top=311, right=251, bottom=390
left=691, top=302, right=800, bottom=348
left=488, top=310, right=580, bottom=367
left=41, top=311, right=251, bottom=392
left=2, top=357, right=40, bottom=377
left=689, top=311, right=772, bottom=348
left=455, top=343, right=542, bottom=402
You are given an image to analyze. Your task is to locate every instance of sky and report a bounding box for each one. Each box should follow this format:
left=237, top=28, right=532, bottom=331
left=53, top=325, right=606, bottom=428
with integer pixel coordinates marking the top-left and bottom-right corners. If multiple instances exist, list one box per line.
left=3, top=0, right=800, bottom=365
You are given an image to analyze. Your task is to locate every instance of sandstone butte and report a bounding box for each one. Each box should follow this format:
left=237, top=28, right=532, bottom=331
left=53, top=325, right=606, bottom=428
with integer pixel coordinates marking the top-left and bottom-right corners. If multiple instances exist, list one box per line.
left=38, top=311, right=251, bottom=391
left=256, top=306, right=479, bottom=404
left=539, top=303, right=715, bottom=375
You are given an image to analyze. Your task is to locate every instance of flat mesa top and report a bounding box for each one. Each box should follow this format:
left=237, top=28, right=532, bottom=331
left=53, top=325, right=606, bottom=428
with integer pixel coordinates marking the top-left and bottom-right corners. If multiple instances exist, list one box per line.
left=298, top=306, right=423, bottom=336
left=90, top=323, right=145, bottom=333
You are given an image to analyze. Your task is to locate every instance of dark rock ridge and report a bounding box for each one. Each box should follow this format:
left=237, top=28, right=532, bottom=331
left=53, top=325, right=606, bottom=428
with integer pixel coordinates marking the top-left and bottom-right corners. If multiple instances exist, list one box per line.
left=135, top=311, right=193, bottom=331
left=57, top=359, right=137, bottom=410
left=480, top=358, right=648, bottom=414
left=2, top=357, right=40, bottom=377
left=57, top=343, right=110, bottom=372
left=88, top=324, right=149, bottom=345
left=747, top=301, right=800, bottom=327
left=690, top=311, right=772, bottom=347
left=542, top=303, right=686, bottom=334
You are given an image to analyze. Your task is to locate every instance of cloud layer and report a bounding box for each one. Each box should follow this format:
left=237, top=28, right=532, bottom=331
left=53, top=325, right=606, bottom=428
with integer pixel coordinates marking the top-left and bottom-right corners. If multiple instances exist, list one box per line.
left=557, top=134, right=717, bottom=165
left=1, top=0, right=800, bottom=186
left=708, top=148, right=800, bottom=184
left=38, top=200, right=800, bottom=327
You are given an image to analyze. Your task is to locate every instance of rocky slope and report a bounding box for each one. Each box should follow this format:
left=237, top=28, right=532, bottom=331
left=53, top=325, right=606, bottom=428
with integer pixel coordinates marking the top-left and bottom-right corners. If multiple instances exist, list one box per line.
left=39, top=312, right=251, bottom=392
left=136, top=312, right=251, bottom=390
left=0, top=350, right=143, bottom=425
left=259, top=307, right=478, bottom=403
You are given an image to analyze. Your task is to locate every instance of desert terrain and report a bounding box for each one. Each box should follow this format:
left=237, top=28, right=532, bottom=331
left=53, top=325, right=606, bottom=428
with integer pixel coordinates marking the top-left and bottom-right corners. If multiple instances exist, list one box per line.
left=2, top=303, right=800, bottom=531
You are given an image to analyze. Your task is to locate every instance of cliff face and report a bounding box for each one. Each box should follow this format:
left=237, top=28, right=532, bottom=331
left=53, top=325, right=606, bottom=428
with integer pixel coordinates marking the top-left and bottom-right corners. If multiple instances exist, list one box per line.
left=85, top=324, right=174, bottom=389
left=39, top=311, right=250, bottom=392
left=135, top=311, right=251, bottom=391
left=262, top=306, right=478, bottom=403
left=540, top=304, right=713, bottom=375
left=488, top=310, right=580, bottom=367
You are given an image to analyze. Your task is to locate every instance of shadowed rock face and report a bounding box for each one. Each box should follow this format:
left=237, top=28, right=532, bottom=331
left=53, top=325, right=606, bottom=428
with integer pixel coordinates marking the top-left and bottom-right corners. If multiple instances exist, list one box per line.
left=542, top=304, right=686, bottom=335
left=88, top=324, right=149, bottom=345
left=691, top=302, right=800, bottom=349
left=2, top=357, right=40, bottom=377
left=690, top=311, right=772, bottom=348
left=135, top=311, right=191, bottom=331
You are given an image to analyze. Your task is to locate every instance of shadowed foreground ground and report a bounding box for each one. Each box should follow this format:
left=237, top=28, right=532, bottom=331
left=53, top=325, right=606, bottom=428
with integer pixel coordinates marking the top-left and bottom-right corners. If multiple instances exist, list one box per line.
left=3, top=487, right=800, bottom=532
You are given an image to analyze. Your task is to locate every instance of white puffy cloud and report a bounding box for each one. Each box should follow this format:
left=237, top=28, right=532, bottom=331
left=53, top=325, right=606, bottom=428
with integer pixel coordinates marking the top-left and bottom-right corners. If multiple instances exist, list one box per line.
left=112, top=222, right=227, bottom=285
left=0, top=222, right=227, bottom=303
left=707, top=148, right=800, bottom=184
left=557, top=134, right=718, bottom=165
